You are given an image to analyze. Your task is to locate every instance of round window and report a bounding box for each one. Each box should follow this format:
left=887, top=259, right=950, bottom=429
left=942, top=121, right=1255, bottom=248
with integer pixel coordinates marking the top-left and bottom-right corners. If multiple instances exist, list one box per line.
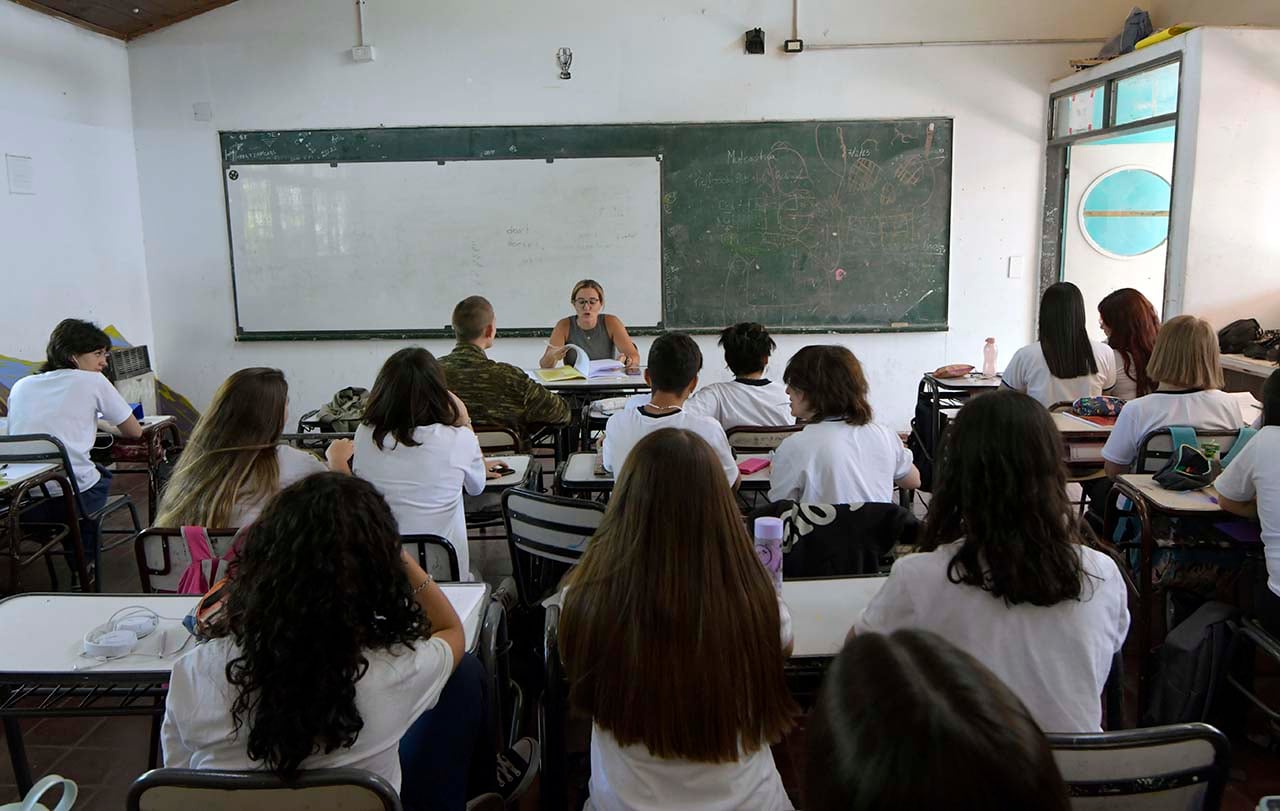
left=1079, top=167, right=1171, bottom=259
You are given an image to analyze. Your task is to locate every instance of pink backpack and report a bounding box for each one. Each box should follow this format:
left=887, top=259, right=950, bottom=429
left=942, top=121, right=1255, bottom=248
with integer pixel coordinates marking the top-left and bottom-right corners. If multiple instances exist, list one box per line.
left=176, top=526, right=239, bottom=595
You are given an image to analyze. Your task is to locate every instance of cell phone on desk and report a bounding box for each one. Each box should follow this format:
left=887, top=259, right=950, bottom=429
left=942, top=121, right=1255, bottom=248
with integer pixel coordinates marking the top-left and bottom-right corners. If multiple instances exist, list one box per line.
left=489, top=462, right=514, bottom=475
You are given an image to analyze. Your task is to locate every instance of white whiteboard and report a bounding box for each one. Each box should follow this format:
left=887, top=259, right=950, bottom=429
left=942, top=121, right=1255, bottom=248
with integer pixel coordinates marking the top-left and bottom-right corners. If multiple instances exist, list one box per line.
left=225, top=157, right=662, bottom=334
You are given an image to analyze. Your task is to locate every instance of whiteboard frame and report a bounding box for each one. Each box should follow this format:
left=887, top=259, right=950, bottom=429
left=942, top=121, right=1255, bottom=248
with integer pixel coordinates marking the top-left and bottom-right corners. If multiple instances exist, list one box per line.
left=220, top=120, right=953, bottom=341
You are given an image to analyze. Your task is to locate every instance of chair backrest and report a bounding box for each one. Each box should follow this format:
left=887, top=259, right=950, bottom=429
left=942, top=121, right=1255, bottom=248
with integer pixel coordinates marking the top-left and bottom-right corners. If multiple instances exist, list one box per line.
left=401, top=533, right=460, bottom=582
left=127, top=767, right=402, bottom=811
left=541, top=603, right=568, bottom=811
left=135, top=527, right=242, bottom=593
left=1135, top=429, right=1243, bottom=474
left=501, top=488, right=604, bottom=607
left=473, top=425, right=523, bottom=455
left=1048, top=722, right=1230, bottom=811
left=725, top=424, right=803, bottom=453
left=0, top=434, right=78, bottom=496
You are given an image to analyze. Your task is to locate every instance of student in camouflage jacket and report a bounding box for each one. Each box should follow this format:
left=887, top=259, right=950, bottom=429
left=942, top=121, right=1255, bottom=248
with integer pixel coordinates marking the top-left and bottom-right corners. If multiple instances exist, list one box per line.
left=440, top=296, right=571, bottom=439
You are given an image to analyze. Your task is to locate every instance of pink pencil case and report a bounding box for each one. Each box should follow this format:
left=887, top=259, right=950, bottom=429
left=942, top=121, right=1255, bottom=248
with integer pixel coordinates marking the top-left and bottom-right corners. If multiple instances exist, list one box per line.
left=737, top=458, right=770, bottom=475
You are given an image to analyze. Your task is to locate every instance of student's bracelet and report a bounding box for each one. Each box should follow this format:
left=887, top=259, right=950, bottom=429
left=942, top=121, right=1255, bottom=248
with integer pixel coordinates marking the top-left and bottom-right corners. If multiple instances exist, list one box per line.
left=411, top=575, right=433, bottom=596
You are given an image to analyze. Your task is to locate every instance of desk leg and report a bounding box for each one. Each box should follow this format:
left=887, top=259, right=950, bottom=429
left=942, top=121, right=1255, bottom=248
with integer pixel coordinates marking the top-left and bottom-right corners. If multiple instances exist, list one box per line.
left=148, top=705, right=163, bottom=768
left=1134, top=496, right=1155, bottom=712
left=3, top=716, right=33, bottom=795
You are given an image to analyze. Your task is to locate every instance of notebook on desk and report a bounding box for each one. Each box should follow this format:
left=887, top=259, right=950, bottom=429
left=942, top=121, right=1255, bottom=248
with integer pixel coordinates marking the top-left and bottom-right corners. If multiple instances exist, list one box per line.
left=536, top=344, right=625, bottom=382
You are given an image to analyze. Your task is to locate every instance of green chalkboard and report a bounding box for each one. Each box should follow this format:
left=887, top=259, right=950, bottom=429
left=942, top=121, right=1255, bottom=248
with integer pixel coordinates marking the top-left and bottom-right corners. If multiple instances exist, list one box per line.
left=222, top=119, right=951, bottom=334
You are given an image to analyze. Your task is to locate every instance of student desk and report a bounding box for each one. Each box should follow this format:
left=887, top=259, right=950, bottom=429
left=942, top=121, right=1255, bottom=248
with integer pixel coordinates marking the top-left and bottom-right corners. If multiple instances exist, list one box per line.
left=1103, top=475, right=1229, bottom=708
left=484, top=454, right=537, bottom=491
left=0, top=463, right=91, bottom=593
left=1221, top=353, right=1276, bottom=400
left=782, top=574, right=887, bottom=696
left=556, top=452, right=772, bottom=496
left=917, top=373, right=1002, bottom=462
left=0, top=585, right=490, bottom=795
left=526, top=369, right=651, bottom=455
left=1051, top=411, right=1112, bottom=471
left=98, top=415, right=181, bottom=524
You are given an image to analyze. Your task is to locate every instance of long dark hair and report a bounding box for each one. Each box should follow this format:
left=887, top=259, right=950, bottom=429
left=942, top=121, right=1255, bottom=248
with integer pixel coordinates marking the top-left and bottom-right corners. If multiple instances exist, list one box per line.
left=1038, top=282, right=1097, bottom=379
left=561, top=428, right=797, bottom=762
left=783, top=345, right=873, bottom=425
left=363, top=348, right=460, bottom=449
left=1263, top=370, right=1280, bottom=427
left=41, top=318, right=111, bottom=372
left=922, top=389, right=1090, bottom=606
left=220, top=473, right=429, bottom=776
left=1098, top=288, right=1159, bottom=396
left=807, top=630, right=1069, bottom=810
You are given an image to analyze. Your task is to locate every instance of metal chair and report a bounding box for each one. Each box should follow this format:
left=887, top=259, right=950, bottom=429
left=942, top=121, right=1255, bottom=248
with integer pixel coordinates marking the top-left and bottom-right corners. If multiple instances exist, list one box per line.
left=477, top=581, right=523, bottom=749
left=501, top=488, right=604, bottom=609
left=0, top=434, right=141, bottom=591
left=540, top=603, right=569, bottom=811
left=1047, top=722, right=1230, bottom=810
left=401, top=533, right=461, bottom=582
left=135, top=527, right=242, bottom=593
left=127, top=767, right=402, bottom=811
left=466, top=425, right=529, bottom=538
left=725, top=424, right=803, bottom=454
left=1134, top=428, right=1244, bottom=474
left=474, top=425, right=524, bottom=455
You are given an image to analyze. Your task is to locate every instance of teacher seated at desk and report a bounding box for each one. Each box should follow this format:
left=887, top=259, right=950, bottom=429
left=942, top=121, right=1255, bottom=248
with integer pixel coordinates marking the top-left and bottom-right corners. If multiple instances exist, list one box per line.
left=538, top=278, right=641, bottom=371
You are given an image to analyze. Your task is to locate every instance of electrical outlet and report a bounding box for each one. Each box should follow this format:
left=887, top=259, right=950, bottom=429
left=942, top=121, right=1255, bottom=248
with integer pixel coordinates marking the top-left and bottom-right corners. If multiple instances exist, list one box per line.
left=351, top=45, right=376, bottom=63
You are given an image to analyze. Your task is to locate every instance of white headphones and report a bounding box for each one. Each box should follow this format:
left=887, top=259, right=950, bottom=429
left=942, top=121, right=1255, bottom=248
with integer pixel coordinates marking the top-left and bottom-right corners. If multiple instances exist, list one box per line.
left=82, top=606, right=161, bottom=660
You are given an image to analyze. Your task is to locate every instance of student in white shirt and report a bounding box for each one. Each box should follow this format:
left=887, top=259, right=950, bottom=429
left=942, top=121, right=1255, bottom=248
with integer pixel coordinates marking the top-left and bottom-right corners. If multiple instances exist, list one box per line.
left=808, top=630, right=1071, bottom=810
left=853, top=390, right=1130, bottom=733
left=1098, top=288, right=1160, bottom=401
left=561, top=428, right=799, bottom=811
left=1217, top=370, right=1280, bottom=635
left=7, top=319, right=142, bottom=559
left=687, top=322, right=793, bottom=430
left=769, top=345, right=919, bottom=505
left=1102, top=315, right=1247, bottom=477
left=354, top=348, right=506, bottom=580
left=602, top=332, right=740, bottom=488
left=161, top=473, right=537, bottom=810
left=1004, top=282, right=1116, bottom=407
left=156, top=368, right=353, bottom=529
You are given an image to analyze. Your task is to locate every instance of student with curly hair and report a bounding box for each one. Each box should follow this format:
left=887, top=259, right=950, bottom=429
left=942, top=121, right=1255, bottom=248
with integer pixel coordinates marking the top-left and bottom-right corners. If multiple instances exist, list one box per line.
left=686, top=322, right=793, bottom=429
left=808, top=630, right=1070, bottom=810
left=852, top=389, right=1129, bottom=732
left=161, top=474, right=537, bottom=809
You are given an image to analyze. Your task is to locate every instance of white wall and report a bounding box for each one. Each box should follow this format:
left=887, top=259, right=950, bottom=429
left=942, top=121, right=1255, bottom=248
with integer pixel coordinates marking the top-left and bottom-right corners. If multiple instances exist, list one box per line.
left=0, top=2, right=152, bottom=361
left=1177, top=27, right=1280, bottom=331
left=127, top=0, right=1135, bottom=428
left=1150, top=0, right=1280, bottom=28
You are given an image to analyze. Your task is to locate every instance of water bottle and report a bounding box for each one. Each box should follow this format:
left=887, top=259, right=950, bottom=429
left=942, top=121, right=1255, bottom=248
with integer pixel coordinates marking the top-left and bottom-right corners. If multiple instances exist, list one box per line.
left=982, top=337, right=998, bottom=378
left=753, top=517, right=784, bottom=592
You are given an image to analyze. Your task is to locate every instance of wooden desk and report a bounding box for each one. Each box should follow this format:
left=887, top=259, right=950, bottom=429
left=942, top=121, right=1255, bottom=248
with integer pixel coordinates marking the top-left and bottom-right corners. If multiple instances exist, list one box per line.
left=558, top=452, right=772, bottom=495
left=0, top=463, right=90, bottom=594
left=0, top=585, right=490, bottom=794
left=1221, top=353, right=1276, bottom=400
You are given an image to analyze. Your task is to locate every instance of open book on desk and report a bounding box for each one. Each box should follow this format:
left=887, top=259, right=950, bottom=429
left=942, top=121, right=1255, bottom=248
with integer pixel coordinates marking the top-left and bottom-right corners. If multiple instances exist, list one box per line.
left=536, top=344, right=625, bottom=382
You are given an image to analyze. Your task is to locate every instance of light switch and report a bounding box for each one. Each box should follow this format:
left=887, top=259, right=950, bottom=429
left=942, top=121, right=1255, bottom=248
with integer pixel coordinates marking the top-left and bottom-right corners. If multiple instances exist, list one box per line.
left=1007, top=255, right=1025, bottom=279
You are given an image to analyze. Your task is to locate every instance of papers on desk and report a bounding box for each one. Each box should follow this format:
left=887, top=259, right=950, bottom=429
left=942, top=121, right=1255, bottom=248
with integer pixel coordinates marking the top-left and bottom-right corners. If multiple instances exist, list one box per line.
left=536, top=344, right=625, bottom=382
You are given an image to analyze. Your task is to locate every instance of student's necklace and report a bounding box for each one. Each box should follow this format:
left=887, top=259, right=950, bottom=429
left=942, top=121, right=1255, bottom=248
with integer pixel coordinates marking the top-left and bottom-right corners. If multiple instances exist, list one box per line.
left=643, top=403, right=682, bottom=413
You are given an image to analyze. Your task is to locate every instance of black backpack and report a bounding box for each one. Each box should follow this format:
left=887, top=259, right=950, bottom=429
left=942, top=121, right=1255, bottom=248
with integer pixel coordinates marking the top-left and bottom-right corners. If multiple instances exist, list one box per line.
left=1218, top=318, right=1262, bottom=354
left=907, top=382, right=949, bottom=492
left=1142, top=600, right=1238, bottom=726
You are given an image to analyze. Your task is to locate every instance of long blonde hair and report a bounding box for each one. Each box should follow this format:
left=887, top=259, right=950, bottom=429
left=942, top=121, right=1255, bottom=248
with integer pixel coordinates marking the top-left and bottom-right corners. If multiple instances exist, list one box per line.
left=155, top=368, right=289, bottom=527
left=560, top=428, right=797, bottom=762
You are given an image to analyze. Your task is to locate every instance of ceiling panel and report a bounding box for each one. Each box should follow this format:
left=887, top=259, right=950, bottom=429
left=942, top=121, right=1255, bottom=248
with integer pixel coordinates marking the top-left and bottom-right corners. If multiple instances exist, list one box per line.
left=13, top=0, right=241, bottom=39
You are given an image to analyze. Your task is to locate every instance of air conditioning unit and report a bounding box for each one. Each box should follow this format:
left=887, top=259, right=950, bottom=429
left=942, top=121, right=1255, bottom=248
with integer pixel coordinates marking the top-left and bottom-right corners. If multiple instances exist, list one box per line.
left=106, top=346, right=156, bottom=415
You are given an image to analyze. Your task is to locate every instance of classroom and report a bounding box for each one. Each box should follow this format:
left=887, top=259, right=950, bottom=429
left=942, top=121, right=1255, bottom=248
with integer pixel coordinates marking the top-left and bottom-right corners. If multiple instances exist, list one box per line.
left=2, top=0, right=1280, bottom=808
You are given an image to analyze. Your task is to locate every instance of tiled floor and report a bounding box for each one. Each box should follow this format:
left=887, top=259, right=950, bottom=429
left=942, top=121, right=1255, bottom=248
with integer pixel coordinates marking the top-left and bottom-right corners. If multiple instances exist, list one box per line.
left=3, top=463, right=1279, bottom=808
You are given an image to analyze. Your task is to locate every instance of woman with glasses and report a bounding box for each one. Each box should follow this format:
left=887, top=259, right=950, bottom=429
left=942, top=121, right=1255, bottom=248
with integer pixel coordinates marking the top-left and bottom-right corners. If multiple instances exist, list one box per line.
left=539, top=278, right=641, bottom=370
